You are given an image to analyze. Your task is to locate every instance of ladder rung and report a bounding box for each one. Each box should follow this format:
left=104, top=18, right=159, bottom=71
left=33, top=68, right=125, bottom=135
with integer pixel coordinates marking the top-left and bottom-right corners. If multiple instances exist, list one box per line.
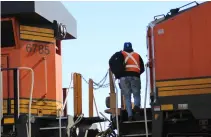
left=123, top=133, right=152, bottom=136
left=122, top=120, right=152, bottom=123
left=40, top=127, right=66, bottom=130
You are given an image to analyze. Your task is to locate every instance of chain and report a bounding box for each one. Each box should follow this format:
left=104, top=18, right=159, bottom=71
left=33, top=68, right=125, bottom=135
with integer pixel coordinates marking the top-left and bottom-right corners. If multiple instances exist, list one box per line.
left=81, top=69, right=110, bottom=90
left=93, top=71, right=108, bottom=86
left=82, top=76, right=89, bottom=84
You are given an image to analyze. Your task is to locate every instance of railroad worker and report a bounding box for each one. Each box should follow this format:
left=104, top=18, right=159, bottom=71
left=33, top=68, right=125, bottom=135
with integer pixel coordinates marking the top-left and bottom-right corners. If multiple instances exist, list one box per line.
left=109, top=42, right=145, bottom=121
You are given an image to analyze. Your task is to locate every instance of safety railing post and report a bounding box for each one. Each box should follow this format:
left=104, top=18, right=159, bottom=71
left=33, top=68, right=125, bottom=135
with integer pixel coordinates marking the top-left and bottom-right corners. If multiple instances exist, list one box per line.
left=62, top=88, right=68, bottom=117
left=108, top=69, right=116, bottom=113
left=73, top=73, right=82, bottom=116
left=73, top=73, right=77, bottom=116
left=89, top=79, right=93, bottom=117
left=78, top=74, right=82, bottom=115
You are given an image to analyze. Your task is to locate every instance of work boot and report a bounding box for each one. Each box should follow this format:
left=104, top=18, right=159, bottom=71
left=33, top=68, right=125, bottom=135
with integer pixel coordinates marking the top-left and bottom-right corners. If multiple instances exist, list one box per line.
left=128, top=116, right=133, bottom=121
left=133, top=105, right=141, bottom=113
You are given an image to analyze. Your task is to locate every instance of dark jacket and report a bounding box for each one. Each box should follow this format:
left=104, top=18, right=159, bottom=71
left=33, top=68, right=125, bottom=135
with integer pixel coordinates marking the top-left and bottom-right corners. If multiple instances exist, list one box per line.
left=120, top=49, right=145, bottom=78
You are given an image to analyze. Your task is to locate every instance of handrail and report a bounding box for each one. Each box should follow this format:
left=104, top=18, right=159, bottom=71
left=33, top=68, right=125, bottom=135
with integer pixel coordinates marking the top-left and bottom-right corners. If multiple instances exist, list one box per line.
left=166, top=1, right=199, bottom=16
left=0, top=67, right=34, bottom=137
left=178, top=1, right=199, bottom=10
left=93, top=93, right=103, bottom=131
left=17, top=69, right=20, bottom=118
left=143, top=22, right=156, bottom=137
left=18, top=67, right=34, bottom=137
left=144, top=23, right=153, bottom=137
left=149, top=22, right=156, bottom=103
left=59, top=73, right=73, bottom=137
left=59, top=109, right=62, bottom=137
left=113, top=75, right=119, bottom=136
left=144, top=66, right=149, bottom=137
left=62, top=73, right=73, bottom=112
left=154, top=14, right=166, bottom=20
left=44, top=57, right=48, bottom=96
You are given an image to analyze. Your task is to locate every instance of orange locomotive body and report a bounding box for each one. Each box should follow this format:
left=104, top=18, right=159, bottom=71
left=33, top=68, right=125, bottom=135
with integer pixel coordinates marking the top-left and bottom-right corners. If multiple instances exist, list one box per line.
left=1, top=2, right=105, bottom=137
left=2, top=20, right=64, bottom=117
left=0, top=1, right=80, bottom=137
left=151, top=2, right=211, bottom=81
left=148, top=1, right=211, bottom=95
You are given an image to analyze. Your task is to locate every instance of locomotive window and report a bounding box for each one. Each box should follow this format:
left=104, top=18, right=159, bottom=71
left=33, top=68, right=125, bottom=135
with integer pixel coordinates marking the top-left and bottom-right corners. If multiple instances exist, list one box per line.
left=1, top=20, right=15, bottom=48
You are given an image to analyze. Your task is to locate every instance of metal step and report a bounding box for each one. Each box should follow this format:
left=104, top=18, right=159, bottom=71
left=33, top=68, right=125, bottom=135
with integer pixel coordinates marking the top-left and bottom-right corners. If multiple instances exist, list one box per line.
left=121, top=108, right=152, bottom=122
left=122, top=133, right=152, bottom=136
left=122, top=120, right=152, bottom=124
left=120, top=119, right=152, bottom=136
left=119, top=108, right=153, bottom=137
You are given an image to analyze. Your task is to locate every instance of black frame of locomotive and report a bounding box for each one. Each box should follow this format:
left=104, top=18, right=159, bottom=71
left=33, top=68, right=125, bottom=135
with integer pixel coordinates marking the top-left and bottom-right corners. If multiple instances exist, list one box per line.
left=1, top=68, right=19, bottom=136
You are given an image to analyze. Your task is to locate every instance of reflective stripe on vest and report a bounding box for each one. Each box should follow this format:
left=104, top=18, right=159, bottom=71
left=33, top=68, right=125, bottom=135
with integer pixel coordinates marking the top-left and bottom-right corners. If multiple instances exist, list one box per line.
left=122, top=51, right=140, bottom=73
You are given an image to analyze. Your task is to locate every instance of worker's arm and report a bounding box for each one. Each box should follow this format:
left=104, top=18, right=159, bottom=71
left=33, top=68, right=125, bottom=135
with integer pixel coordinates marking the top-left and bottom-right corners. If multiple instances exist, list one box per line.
left=139, top=55, right=145, bottom=75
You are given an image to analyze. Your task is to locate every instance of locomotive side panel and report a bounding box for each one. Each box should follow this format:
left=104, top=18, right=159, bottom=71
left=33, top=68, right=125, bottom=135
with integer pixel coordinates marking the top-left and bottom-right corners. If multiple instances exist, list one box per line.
left=1, top=20, right=63, bottom=117
left=189, top=2, right=211, bottom=77
left=149, top=3, right=211, bottom=137
left=18, top=25, right=56, bottom=100
left=55, top=42, right=63, bottom=106
left=153, top=11, right=192, bottom=80
left=1, top=18, right=21, bottom=115
left=154, top=2, right=211, bottom=81
left=17, top=24, right=62, bottom=115
left=151, top=2, right=211, bottom=119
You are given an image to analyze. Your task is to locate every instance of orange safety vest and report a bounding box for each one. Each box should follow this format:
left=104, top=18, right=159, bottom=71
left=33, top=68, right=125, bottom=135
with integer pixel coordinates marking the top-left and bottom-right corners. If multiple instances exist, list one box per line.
left=122, top=51, right=140, bottom=73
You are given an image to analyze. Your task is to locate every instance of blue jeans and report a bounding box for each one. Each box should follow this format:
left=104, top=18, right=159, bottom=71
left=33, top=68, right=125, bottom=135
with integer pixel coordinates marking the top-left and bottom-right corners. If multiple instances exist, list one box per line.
left=119, top=76, right=141, bottom=117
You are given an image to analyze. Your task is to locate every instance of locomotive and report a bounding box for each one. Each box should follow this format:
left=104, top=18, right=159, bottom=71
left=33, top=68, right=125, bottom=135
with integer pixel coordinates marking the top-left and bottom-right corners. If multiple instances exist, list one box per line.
left=0, top=1, right=105, bottom=137
left=105, top=1, right=211, bottom=137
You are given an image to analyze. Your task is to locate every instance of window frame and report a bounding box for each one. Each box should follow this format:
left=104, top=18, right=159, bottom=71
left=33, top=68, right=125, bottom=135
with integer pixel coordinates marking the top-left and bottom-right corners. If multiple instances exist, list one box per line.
left=1, top=17, right=19, bottom=50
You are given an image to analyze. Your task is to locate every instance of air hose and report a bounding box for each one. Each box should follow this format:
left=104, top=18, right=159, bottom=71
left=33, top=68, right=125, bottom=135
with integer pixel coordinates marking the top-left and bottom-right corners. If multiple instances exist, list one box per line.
left=67, top=113, right=84, bottom=136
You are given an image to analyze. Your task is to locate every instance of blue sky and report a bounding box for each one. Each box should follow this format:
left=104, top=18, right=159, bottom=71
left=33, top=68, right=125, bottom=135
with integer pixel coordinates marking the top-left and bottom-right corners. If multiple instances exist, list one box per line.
left=60, top=1, right=204, bottom=128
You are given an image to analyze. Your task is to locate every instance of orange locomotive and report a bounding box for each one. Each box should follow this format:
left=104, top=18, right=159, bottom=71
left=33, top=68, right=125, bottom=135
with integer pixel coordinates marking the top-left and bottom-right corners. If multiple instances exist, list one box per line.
left=2, top=22, right=65, bottom=117
left=147, top=1, right=211, bottom=136
left=1, top=3, right=75, bottom=117
left=0, top=1, right=78, bottom=137
left=1, top=2, right=105, bottom=137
